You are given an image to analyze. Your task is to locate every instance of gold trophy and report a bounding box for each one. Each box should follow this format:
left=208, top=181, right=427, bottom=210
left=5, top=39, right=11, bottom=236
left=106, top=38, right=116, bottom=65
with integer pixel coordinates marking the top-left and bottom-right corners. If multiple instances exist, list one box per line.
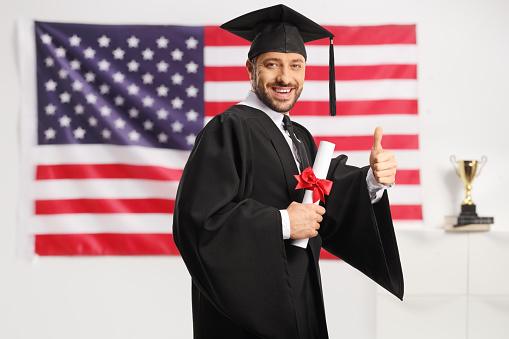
left=450, top=156, right=493, bottom=227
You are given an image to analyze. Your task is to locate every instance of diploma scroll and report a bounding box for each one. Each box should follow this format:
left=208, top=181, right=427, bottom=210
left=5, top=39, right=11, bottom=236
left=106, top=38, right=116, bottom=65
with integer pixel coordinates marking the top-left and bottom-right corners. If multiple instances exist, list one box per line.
left=291, top=141, right=335, bottom=248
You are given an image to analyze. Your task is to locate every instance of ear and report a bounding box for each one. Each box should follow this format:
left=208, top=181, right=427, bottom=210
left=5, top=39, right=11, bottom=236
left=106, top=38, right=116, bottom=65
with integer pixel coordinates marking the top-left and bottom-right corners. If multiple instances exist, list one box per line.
left=246, top=59, right=254, bottom=81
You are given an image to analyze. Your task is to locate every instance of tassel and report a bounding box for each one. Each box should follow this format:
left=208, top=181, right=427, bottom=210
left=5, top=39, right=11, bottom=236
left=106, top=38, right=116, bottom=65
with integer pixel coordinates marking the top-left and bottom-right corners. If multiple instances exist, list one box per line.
left=329, top=37, right=336, bottom=116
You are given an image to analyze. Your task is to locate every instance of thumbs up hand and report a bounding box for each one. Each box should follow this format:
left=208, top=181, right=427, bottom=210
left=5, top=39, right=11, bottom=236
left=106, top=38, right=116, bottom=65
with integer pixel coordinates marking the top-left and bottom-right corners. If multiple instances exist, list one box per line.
left=369, top=126, right=397, bottom=185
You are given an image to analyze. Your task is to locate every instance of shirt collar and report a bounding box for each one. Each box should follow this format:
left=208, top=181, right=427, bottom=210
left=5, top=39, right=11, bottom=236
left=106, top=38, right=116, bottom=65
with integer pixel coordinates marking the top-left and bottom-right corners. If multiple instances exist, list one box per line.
left=238, top=91, right=288, bottom=127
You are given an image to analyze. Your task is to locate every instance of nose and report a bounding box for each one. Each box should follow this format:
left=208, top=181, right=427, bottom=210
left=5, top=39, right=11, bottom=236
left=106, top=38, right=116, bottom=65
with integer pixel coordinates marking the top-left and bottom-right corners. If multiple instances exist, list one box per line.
left=276, top=66, right=290, bottom=85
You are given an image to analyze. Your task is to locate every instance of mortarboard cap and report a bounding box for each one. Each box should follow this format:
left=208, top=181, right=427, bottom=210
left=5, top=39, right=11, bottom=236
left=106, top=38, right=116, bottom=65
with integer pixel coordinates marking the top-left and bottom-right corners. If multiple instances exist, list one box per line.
left=220, top=4, right=337, bottom=116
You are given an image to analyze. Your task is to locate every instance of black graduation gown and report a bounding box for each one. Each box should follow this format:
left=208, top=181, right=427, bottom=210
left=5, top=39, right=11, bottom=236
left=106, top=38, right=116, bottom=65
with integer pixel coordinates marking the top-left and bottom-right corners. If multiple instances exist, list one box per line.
left=172, top=104, right=403, bottom=339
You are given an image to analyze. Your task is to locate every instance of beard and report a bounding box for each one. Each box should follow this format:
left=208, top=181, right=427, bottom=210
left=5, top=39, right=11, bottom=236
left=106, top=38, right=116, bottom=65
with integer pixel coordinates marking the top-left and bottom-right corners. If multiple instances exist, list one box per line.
left=253, top=77, right=303, bottom=113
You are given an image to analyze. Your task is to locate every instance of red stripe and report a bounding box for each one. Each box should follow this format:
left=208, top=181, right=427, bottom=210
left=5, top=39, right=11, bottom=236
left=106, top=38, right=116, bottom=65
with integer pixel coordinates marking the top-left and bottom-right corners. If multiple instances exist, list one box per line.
left=315, top=135, right=419, bottom=151
left=36, top=164, right=183, bottom=181
left=205, top=100, right=418, bottom=117
left=35, top=199, right=174, bottom=214
left=390, top=205, right=423, bottom=220
left=396, top=169, right=420, bottom=185
left=205, top=65, right=417, bottom=82
left=204, top=25, right=416, bottom=46
left=35, top=233, right=179, bottom=255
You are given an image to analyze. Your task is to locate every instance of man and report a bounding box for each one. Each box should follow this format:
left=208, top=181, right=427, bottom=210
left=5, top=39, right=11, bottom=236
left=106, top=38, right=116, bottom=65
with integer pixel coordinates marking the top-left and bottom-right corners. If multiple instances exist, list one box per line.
left=173, top=5, right=403, bottom=339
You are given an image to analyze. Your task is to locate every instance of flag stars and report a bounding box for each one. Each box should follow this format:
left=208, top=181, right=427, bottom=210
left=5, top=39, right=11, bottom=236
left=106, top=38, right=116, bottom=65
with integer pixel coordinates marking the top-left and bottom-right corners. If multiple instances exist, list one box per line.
left=88, top=117, right=98, bottom=126
left=185, top=36, right=199, bottom=49
left=156, top=108, right=169, bottom=120
left=73, top=127, right=86, bottom=139
left=98, top=59, right=110, bottom=71
left=98, top=35, right=111, bottom=47
left=158, top=132, right=168, bottom=143
left=127, top=60, right=140, bottom=72
left=112, top=47, right=125, bottom=60
left=127, top=83, right=140, bottom=95
left=114, top=118, right=126, bottom=129
left=186, top=85, right=199, bottom=98
left=142, top=48, right=154, bottom=60
left=45, top=79, right=57, bottom=91
left=171, top=120, right=183, bottom=132
left=70, top=60, right=81, bottom=70
left=69, top=35, right=81, bottom=46
left=44, top=57, right=55, bottom=67
left=156, top=85, right=169, bottom=97
left=59, top=92, right=71, bottom=103
left=156, top=60, right=169, bottom=72
left=143, top=120, right=154, bottom=130
left=127, top=36, right=140, bottom=48
left=156, top=36, right=169, bottom=48
left=84, top=47, right=96, bottom=59
left=59, top=115, right=71, bottom=127
left=186, top=61, right=199, bottom=74
left=55, top=47, right=66, bottom=58
left=142, top=96, right=155, bottom=107
left=41, top=33, right=52, bottom=45
left=186, top=133, right=196, bottom=145
left=72, top=80, right=83, bottom=91
left=171, top=48, right=184, bottom=61
left=99, top=84, right=110, bottom=94
left=186, top=109, right=199, bottom=122
left=86, top=93, right=98, bottom=104
left=129, top=108, right=139, bottom=118
left=74, top=104, right=84, bottom=115
left=101, top=129, right=112, bottom=139
left=44, top=127, right=56, bottom=140
left=114, top=95, right=125, bottom=106
left=113, top=72, right=125, bottom=83
left=58, top=69, right=68, bottom=79
left=142, top=73, right=154, bottom=84
left=100, top=106, right=112, bottom=116
left=171, top=97, right=184, bottom=109
left=128, top=130, right=141, bottom=141
left=171, top=73, right=184, bottom=85
left=85, top=72, right=96, bottom=82
left=45, top=104, right=57, bottom=115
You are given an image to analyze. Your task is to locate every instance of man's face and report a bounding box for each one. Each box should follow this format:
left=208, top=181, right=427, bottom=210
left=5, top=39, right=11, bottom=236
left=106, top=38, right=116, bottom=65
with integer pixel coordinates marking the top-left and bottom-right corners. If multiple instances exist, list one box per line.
left=247, top=52, right=306, bottom=114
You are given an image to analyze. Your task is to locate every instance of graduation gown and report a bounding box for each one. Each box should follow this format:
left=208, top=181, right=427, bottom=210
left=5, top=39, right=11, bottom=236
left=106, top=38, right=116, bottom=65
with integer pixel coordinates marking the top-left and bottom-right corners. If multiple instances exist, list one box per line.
left=172, top=104, right=403, bottom=339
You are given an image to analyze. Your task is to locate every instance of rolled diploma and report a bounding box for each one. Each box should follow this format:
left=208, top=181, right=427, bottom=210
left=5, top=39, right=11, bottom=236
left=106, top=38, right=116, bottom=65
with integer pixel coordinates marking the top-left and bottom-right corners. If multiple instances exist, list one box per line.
left=291, top=141, right=335, bottom=248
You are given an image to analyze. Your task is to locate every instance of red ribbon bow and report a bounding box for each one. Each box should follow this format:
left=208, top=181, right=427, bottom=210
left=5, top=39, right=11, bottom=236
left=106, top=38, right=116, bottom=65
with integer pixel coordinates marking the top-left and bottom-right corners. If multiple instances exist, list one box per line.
left=294, top=167, right=333, bottom=203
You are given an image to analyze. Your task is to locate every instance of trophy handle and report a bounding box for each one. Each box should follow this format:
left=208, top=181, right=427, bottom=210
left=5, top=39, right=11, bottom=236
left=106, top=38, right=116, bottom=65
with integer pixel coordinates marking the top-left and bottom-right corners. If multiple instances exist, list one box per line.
left=476, top=155, right=487, bottom=176
left=450, top=155, right=460, bottom=176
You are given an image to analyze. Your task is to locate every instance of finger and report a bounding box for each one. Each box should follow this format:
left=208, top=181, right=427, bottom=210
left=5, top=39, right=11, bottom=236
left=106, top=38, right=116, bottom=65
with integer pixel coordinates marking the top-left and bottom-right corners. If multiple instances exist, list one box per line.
left=374, top=151, right=395, bottom=163
left=373, top=159, right=397, bottom=172
left=373, top=126, right=383, bottom=151
left=314, top=205, right=326, bottom=215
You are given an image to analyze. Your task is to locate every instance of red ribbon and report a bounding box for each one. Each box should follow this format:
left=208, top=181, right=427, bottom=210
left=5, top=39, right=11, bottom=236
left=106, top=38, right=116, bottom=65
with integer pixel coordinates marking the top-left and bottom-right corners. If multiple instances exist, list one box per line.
left=294, top=167, right=333, bottom=203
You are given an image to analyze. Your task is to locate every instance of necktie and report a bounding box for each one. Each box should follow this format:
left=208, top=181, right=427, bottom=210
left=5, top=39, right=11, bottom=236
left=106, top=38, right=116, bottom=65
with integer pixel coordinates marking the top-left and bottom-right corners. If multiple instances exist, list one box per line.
left=283, top=114, right=311, bottom=171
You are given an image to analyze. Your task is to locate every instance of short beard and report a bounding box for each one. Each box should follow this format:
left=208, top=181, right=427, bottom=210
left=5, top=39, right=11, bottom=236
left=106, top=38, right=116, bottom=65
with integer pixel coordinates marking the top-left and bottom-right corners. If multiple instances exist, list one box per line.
left=251, top=63, right=302, bottom=113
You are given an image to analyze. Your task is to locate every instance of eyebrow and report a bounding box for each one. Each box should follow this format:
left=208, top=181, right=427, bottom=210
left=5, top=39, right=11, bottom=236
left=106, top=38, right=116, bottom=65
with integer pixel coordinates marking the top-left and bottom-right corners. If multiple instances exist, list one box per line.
left=261, top=57, right=305, bottom=64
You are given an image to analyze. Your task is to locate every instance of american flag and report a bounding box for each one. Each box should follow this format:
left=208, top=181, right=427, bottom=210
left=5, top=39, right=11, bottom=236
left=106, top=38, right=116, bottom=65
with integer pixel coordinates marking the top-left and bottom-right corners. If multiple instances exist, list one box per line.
left=19, top=21, right=420, bottom=256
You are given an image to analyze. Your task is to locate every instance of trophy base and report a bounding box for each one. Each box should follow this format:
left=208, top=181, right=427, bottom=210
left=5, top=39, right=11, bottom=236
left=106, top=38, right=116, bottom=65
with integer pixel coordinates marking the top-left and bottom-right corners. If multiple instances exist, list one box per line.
left=454, top=204, right=494, bottom=227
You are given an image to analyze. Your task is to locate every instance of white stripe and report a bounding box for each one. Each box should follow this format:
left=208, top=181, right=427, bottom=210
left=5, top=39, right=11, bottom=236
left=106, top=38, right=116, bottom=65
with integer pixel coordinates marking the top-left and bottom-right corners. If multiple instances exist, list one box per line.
left=204, top=45, right=417, bottom=67
left=333, top=150, right=421, bottom=169
left=387, top=185, right=422, bottom=205
left=204, top=79, right=418, bottom=102
left=30, top=214, right=173, bottom=235
left=393, top=220, right=425, bottom=229
left=309, top=45, right=418, bottom=66
left=34, top=144, right=191, bottom=168
left=34, top=179, right=179, bottom=200
left=292, top=115, right=419, bottom=136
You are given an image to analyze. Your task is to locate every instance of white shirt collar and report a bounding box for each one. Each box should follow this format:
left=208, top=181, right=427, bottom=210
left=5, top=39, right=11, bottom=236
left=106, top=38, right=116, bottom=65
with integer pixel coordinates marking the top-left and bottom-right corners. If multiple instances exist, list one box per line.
left=238, top=91, right=288, bottom=127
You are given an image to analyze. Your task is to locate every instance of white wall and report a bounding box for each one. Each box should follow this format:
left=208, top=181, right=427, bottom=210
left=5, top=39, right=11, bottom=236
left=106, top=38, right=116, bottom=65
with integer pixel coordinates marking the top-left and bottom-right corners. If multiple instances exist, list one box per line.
left=2, top=0, right=509, bottom=338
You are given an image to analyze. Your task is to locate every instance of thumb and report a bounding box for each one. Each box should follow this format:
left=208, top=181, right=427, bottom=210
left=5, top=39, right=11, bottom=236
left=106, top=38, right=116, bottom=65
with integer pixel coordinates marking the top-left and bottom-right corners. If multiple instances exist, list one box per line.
left=373, top=126, right=383, bottom=151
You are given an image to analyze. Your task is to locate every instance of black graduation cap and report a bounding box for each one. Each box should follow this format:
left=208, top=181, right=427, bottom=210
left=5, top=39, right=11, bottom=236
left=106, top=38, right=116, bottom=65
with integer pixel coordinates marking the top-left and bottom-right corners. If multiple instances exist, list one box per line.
left=220, top=4, right=337, bottom=116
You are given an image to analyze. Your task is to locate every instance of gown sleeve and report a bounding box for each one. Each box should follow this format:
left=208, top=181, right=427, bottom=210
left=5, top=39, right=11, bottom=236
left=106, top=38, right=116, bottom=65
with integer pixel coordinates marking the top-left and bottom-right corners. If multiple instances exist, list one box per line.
left=172, top=112, right=301, bottom=338
left=320, top=155, right=404, bottom=300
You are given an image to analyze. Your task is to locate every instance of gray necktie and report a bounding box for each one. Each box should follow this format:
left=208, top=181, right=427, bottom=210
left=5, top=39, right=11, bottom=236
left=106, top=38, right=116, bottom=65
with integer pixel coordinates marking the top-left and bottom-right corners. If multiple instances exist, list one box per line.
left=283, top=115, right=311, bottom=171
